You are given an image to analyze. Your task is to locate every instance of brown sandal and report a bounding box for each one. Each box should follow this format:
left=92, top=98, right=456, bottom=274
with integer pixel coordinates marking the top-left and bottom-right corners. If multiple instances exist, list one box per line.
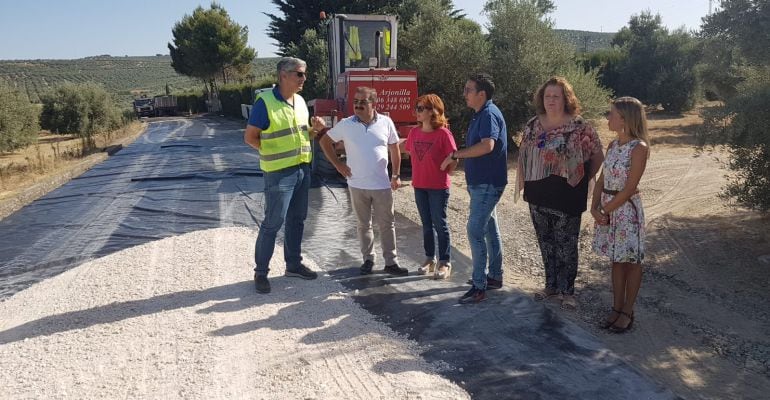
left=600, top=308, right=622, bottom=329
left=533, top=288, right=559, bottom=301
left=560, top=294, right=577, bottom=310
left=609, top=311, right=634, bottom=333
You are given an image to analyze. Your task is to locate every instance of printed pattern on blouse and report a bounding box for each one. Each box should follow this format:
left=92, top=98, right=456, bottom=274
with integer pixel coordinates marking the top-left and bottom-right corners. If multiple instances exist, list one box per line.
left=518, top=116, right=602, bottom=187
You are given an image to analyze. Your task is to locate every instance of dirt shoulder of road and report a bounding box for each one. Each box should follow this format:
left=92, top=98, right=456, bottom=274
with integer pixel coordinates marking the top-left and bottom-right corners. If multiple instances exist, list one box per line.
left=393, top=107, right=770, bottom=399
left=0, top=122, right=147, bottom=220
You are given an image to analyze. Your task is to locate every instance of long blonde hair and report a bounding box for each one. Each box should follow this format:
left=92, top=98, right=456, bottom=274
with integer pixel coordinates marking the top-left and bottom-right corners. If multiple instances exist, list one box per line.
left=612, top=96, right=649, bottom=146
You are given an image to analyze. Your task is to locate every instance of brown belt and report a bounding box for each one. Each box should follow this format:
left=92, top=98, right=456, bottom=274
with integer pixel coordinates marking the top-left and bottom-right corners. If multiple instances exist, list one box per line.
left=603, top=188, right=639, bottom=195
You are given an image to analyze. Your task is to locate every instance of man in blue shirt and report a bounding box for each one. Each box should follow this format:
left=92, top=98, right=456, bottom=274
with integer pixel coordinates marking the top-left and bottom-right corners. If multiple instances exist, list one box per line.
left=442, top=73, right=508, bottom=304
left=244, top=57, right=318, bottom=294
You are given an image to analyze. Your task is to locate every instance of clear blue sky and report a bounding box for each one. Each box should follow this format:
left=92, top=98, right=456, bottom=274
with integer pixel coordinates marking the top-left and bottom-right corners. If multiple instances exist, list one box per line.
left=0, top=0, right=712, bottom=60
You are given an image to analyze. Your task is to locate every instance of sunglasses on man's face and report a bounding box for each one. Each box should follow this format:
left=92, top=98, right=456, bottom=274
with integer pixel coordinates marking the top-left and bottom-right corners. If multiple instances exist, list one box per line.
left=353, top=99, right=372, bottom=105
left=288, top=70, right=306, bottom=78
left=415, top=105, right=432, bottom=112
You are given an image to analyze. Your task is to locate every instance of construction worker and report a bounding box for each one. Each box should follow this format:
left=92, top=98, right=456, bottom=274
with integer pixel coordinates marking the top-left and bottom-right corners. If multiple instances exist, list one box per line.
left=244, top=57, right=318, bottom=294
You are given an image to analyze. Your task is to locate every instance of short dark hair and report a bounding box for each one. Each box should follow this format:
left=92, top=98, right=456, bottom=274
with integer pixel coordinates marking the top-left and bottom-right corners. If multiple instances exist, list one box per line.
left=468, top=73, right=495, bottom=100
left=355, top=86, right=378, bottom=104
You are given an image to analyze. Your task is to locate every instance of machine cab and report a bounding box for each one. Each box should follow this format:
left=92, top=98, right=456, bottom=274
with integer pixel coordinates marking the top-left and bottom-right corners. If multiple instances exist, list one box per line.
left=328, top=14, right=398, bottom=95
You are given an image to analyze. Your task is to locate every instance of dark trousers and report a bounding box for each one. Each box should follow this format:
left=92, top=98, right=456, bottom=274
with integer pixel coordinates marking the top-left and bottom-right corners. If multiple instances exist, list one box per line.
left=529, top=204, right=581, bottom=295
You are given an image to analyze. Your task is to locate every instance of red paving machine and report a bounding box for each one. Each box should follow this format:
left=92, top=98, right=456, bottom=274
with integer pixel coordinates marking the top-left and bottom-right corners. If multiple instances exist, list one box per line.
left=310, top=13, right=417, bottom=178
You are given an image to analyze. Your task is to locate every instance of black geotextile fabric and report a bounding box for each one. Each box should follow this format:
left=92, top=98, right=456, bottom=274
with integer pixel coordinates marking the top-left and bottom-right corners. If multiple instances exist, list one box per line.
left=1, top=117, right=317, bottom=298
left=0, top=117, right=675, bottom=399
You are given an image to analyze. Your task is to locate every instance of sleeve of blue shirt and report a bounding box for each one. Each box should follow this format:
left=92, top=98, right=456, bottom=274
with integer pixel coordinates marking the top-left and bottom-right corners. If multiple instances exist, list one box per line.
left=478, top=109, right=501, bottom=141
left=247, top=98, right=269, bottom=130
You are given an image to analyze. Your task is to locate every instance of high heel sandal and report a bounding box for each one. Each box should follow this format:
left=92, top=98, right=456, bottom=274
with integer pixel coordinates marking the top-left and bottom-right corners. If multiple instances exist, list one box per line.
left=600, top=308, right=622, bottom=329
left=608, top=311, right=634, bottom=334
left=417, top=259, right=436, bottom=275
left=434, top=262, right=452, bottom=280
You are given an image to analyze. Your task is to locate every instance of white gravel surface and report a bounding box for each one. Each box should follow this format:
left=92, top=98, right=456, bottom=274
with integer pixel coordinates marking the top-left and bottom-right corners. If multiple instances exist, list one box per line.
left=0, top=227, right=469, bottom=399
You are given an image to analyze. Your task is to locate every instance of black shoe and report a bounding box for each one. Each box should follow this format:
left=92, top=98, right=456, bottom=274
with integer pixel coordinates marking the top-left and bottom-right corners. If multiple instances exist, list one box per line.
left=285, top=263, right=318, bottom=280
left=254, top=274, right=271, bottom=294
left=458, top=286, right=486, bottom=304
left=486, top=277, right=502, bottom=290
left=466, top=276, right=503, bottom=289
left=384, top=263, right=408, bottom=276
left=360, top=260, right=374, bottom=275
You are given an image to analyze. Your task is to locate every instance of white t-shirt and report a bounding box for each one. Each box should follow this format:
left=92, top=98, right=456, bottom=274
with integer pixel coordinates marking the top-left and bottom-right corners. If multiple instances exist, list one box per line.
left=326, top=113, right=399, bottom=190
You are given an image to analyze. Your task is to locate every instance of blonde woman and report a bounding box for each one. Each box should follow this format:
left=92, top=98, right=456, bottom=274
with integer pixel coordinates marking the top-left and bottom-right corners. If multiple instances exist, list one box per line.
left=592, top=96, right=650, bottom=333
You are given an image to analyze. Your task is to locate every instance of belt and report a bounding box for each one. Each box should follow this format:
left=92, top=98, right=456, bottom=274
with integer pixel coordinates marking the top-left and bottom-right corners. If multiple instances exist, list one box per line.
left=603, top=188, right=639, bottom=195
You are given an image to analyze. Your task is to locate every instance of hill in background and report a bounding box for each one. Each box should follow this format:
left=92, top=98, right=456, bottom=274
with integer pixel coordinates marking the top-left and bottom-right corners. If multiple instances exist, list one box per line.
left=555, top=29, right=616, bottom=53
left=0, top=55, right=278, bottom=106
left=0, top=30, right=614, bottom=108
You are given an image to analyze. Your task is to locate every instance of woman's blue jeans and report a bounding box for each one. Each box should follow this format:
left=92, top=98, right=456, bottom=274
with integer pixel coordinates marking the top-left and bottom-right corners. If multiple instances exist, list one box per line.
left=467, top=184, right=505, bottom=290
left=254, top=163, right=310, bottom=276
left=414, top=188, right=451, bottom=262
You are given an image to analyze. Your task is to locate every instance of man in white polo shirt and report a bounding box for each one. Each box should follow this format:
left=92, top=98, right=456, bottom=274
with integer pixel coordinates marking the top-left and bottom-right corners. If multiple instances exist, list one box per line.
left=312, top=86, right=409, bottom=276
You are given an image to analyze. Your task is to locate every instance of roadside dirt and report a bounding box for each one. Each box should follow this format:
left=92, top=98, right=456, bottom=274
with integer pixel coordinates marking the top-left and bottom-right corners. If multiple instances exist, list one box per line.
left=0, top=123, right=146, bottom=220
left=393, top=108, right=770, bottom=399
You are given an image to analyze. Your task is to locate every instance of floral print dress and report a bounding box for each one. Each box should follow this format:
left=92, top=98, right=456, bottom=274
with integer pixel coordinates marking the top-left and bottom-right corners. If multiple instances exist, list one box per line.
left=593, top=139, right=645, bottom=263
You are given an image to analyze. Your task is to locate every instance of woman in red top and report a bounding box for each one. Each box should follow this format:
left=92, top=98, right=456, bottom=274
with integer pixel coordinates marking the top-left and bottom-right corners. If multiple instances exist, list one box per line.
left=405, top=94, right=458, bottom=279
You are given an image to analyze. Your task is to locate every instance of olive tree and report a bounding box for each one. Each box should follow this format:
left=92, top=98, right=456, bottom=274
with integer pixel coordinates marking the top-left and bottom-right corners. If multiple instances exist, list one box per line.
left=0, top=82, right=39, bottom=153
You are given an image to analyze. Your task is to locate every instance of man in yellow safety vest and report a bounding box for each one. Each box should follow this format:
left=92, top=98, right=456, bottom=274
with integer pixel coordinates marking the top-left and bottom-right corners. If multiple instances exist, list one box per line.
left=244, top=57, right=318, bottom=294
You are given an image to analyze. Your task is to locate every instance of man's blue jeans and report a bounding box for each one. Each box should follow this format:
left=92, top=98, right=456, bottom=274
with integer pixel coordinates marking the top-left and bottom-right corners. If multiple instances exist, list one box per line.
left=414, top=188, right=451, bottom=262
left=254, top=163, right=310, bottom=276
left=467, top=184, right=506, bottom=290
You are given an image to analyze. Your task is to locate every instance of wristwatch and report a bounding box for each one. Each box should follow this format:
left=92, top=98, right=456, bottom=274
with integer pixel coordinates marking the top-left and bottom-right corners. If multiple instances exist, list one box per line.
left=598, top=205, right=608, bottom=216
left=451, top=151, right=459, bottom=160
left=391, top=174, right=400, bottom=179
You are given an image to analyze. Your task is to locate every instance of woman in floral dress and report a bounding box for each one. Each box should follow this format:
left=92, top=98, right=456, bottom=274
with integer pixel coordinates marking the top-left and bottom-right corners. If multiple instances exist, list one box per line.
left=591, top=96, right=650, bottom=333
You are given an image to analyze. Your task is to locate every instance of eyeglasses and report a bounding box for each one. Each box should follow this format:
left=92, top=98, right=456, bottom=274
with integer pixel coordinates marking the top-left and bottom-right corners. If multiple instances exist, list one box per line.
left=288, top=70, right=306, bottom=78
left=352, top=99, right=372, bottom=105
left=463, top=87, right=477, bottom=94
left=415, top=105, right=432, bottom=112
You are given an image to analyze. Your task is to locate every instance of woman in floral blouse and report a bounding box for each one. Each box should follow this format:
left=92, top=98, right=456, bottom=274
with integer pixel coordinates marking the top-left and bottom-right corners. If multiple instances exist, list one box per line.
left=516, top=76, right=604, bottom=310
left=591, top=97, right=649, bottom=333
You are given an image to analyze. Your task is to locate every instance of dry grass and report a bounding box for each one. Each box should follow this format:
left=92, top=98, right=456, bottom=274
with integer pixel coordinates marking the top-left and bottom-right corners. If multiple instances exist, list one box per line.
left=0, top=123, right=145, bottom=197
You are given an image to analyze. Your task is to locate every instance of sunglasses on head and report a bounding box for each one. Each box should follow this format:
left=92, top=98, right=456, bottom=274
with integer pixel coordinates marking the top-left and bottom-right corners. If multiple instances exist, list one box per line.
left=415, top=105, right=432, bottom=112
left=288, top=70, right=306, bottom=78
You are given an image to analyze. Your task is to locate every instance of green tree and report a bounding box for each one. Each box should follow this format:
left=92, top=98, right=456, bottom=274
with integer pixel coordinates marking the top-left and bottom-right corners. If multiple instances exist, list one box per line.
left=699, top=0, right=770, bottom=211
left=266, top=0, right=409, bottom=56
left=0, top=82, right=39, bottom=153
left=606, top=11, right=700, bottom=112
left=285, top=28, right=329, bottom=101
left=39, top=83, right=121, bottom=149
left=484, top=0, right=608, bottom=129
left=702, top=0, right=770, bottom=65
left=398, top=0, right=490, bottom=141
left=168, top=3, right=256, bottom=94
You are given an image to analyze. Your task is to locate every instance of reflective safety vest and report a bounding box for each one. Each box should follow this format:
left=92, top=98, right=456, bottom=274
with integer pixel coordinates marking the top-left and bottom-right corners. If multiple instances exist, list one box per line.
left=348, top=26, right=362, bottom=61
left=384, top=29, right=391, bottom=56
left=258, top=91, right=312, bottom=172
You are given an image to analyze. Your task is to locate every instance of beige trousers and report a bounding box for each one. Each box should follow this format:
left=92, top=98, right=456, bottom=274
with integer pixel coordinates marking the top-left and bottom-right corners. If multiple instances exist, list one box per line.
left=348, top=187, right=398, bottom=266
